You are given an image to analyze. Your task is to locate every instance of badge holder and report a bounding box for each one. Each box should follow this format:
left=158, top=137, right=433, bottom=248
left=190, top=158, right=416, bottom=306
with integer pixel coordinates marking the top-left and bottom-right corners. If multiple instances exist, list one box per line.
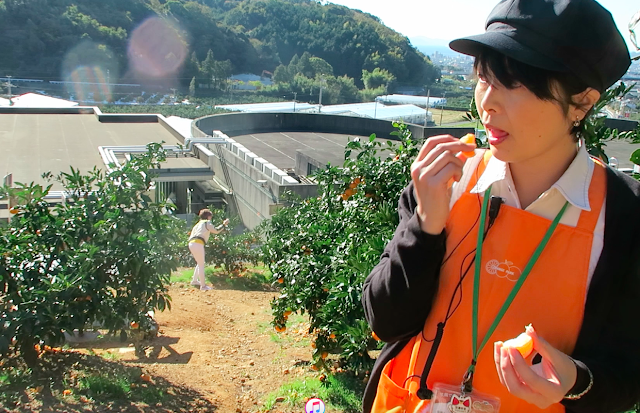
left=428, top=383, right=500, bottom=413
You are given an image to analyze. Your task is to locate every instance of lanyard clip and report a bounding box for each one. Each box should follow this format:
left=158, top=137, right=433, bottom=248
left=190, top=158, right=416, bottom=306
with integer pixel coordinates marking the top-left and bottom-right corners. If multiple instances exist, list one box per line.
left=461, top=362, right=476, bottom=395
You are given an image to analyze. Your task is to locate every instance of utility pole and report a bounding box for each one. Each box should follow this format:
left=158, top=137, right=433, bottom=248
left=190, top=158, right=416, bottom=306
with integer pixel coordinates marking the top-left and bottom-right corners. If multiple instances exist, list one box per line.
left=293, top=91, right=297, bottom=112
left=424, top=89, right=430, bottom=127
left=440, top=92, right=446, bottom=126
left=318, top=77, right=325, bottom=113
left=5, top=75, right=13, bottom=98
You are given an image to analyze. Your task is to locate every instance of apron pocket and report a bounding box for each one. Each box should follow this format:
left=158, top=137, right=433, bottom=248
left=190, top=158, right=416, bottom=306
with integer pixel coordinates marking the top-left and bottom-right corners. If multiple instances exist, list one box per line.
left=371, top=363, right=410, bottom=413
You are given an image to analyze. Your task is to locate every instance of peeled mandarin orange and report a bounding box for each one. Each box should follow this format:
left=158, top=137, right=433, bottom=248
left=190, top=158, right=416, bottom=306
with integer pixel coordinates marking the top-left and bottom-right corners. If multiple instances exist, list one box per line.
left=503, top=332, right=533, bottom=358
left=460, top=133, right=476, bottom=158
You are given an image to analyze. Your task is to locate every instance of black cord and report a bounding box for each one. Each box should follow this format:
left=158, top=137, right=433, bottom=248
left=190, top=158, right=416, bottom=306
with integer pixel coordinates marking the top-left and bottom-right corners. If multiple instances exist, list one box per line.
left=441, top=161, right=483, bottom=266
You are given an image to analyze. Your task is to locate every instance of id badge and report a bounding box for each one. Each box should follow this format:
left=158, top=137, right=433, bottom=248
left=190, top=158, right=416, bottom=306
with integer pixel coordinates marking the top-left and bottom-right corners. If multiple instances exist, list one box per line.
left=428, top=383, right=501, bottom=413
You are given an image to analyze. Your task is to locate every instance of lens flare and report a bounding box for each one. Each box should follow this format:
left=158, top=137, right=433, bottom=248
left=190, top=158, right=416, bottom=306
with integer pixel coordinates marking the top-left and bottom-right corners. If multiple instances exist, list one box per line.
left=128, top=16, right=188, bottom=78
left=61, top=40, right=117, bottom=103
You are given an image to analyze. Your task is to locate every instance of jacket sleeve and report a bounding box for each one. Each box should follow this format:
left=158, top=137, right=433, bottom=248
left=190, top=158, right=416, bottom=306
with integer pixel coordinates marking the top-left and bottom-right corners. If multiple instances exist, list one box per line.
left=563, top=173, right=640, bottom=413
left=563, top=236, right=640, bottom=413
left=362, top=182, right=446, bottom=343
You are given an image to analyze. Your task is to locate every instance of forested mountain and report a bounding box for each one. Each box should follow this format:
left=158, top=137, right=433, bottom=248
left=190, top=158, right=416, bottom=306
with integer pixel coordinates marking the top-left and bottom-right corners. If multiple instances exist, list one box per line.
left=0, top=0, right=439, bottom=87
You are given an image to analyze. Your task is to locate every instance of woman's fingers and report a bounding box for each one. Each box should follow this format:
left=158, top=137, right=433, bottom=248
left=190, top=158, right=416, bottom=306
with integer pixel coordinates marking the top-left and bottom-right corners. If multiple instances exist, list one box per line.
left=415, top=135, right=477, bottom=164
left=500, top=347, right=553, bottom=408
left=508, top=347, right=563, bottom=401
left=412, top=151, right=465, bottom=187
left=494, top=341, right=506, bottom=386
left=495, top=327, right=580, bottom=409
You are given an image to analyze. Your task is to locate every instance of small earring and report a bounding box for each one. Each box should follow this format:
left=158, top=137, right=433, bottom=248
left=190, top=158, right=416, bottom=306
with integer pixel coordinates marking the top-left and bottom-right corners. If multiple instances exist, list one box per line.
left=573, top=117, right=581, bottom=127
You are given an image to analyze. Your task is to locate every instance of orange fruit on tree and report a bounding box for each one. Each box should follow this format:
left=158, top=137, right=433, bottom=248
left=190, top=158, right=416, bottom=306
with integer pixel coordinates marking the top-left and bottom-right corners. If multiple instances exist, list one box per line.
left=372, top=331, right=381, bottom=341
left=321, top=352, right=328, bottom=360
left=277, top=278, right=284, bottom=284
left=130, top=321, right=139, bottom=330
left=275, top=325, right=286, bottom=333
left=9, top=207, right=18, bottom=214
left=63, top=389, right=72, bottom=396
left=459, top=133, right=477, bottom=158
left=329, top=333, right=336, bottom=339
left=503, top=331, right=534, bottom=358
left=311, top=342, right=316, bottom=349
left=283, top=310, right=292, bottom=317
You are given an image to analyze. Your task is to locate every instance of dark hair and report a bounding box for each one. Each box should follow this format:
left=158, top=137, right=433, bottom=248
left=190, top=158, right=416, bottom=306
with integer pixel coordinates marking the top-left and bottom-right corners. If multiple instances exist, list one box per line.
left=199, top=208, right=212, bottom=220
left=474, top=48, right=594, bottom=137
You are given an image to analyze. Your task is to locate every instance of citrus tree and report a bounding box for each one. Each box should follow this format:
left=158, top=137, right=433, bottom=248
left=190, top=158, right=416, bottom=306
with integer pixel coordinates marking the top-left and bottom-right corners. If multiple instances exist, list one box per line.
left=0, top=143, right=183, bottom=367
left=203, top=208, right=262, bottom=277
left=261, top=123, right=420, bottom=373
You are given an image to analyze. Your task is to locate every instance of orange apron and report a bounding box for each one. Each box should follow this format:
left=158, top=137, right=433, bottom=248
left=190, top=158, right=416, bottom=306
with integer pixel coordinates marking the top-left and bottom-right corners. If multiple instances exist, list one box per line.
left=372, top=152, right=606, bottom=413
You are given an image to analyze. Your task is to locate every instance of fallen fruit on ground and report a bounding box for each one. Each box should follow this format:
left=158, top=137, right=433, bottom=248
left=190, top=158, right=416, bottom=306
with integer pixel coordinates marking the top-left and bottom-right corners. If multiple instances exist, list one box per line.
left=503, top=331, right=534, bottom=358
left=140, top=373, right=152, bottom=382
left=460, top=133, right=477, bottom=158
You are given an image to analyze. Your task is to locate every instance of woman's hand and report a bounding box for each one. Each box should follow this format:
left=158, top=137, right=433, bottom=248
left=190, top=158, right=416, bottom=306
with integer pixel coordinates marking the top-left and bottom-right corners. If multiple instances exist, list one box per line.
left=410, top=135, right=476, bottom=234
left=494, top=325, right=577, bottom=409
left=222, top=218, right=230, bottom=226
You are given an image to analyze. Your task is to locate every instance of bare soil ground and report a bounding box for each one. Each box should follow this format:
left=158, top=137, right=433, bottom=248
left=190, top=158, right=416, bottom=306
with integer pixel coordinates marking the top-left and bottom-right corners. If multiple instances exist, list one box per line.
left=128, top=282, right=315, bottom=412
left=1, top=281, right=322, bottom=413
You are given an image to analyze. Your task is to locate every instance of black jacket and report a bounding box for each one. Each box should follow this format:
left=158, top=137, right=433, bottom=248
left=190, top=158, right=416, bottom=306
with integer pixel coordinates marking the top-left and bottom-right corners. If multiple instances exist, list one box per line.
left=362, top=167, right=640, bottom=413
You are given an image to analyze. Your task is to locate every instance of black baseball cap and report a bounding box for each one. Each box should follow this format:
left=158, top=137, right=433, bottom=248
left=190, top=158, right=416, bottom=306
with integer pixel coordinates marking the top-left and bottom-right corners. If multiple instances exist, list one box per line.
left=449, top=0, right=631, bottom=92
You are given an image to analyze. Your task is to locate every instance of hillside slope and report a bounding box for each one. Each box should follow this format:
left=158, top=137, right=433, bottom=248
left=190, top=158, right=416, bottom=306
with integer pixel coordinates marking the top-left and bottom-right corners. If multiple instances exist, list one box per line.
left=0, top=0, right=437, bottom=86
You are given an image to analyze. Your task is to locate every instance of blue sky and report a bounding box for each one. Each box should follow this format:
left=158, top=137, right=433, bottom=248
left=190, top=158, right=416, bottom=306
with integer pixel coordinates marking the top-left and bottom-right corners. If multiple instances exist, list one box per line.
left=327, top=0, right=637, bottom=50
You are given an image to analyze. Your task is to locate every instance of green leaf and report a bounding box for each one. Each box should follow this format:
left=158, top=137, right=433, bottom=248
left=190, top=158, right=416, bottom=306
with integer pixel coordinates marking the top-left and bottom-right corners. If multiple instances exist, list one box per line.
left=631, top=149, right=640, bottom=166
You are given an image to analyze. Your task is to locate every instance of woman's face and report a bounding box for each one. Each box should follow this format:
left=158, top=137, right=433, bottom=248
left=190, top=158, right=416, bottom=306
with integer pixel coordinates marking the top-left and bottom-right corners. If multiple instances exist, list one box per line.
left=474, top=73, right=575, bottom=164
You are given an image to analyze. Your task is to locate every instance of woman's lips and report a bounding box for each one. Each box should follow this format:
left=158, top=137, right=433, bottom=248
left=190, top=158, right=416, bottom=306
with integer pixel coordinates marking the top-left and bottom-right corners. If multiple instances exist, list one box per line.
left=486, top=125, right=509, bottom=145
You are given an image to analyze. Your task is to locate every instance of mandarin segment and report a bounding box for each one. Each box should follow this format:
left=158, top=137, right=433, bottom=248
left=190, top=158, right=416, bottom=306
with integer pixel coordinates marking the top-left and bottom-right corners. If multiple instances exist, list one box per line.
left=503, top=332, right=533, bottom=358
left=460, top=133, right=477, bottom=158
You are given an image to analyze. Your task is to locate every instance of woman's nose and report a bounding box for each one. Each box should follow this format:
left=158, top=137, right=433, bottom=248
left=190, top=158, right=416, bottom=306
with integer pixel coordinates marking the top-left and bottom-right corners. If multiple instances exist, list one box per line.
left=478, top=84, right=501, bottom=114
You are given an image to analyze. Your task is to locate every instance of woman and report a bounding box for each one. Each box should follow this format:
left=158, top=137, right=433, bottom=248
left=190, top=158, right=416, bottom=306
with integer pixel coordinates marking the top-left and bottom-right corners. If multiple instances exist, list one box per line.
left=362, top=0, right=639, bottom=412
left=188, top=209, right=229, bottom=291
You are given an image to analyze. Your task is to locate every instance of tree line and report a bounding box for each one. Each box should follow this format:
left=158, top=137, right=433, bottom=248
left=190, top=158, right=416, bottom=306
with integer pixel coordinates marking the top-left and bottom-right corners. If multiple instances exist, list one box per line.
left=0, top=0, right=439, bottom=91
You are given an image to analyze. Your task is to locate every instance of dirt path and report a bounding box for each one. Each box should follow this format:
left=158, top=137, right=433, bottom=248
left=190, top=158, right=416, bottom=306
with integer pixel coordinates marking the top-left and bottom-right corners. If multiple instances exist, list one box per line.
left=117, top=282, right=315, bottom=413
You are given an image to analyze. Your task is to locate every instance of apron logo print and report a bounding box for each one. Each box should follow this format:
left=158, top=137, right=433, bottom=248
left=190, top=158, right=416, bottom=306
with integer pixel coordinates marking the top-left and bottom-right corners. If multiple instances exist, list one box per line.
left=448, top=394, right=471, bottom=413
left=486, top=259, right=522, bottom=282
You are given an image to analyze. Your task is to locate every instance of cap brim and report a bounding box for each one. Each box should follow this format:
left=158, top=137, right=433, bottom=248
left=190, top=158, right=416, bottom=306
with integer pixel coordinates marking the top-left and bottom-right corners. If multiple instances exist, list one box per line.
left=449, top=32, right=567, bottom=72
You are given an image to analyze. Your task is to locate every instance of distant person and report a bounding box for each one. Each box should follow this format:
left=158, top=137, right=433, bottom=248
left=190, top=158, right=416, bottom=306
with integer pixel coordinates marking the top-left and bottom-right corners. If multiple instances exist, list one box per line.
left=362, top=1, right=639, bottom=412
left=188, top=209, right=229, bottom=291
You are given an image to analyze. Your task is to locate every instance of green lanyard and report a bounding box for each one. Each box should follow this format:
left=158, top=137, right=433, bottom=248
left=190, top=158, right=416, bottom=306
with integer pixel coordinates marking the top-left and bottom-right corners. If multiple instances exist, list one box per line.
left=463, top=186, right=569, bottom=393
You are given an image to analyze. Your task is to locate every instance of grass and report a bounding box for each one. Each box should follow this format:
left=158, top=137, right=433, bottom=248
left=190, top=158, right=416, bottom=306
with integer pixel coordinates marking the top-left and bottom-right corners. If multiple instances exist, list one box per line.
left=433, top=109, right=470, bottom=125
left=260, top=373, right=365, bottom=413
left=171, top=263, right=274, bottom=291
left=0, top=350, right=215, bottom=411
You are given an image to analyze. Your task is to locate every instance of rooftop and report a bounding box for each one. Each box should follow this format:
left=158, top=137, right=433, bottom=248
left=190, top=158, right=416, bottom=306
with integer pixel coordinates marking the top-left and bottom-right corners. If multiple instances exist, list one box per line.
left=0, top=113, right=206, bottom=191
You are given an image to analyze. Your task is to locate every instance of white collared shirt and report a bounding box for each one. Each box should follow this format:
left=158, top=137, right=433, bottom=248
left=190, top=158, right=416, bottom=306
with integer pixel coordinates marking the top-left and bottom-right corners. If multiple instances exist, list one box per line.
left=450, top=144, right=605, bottom=289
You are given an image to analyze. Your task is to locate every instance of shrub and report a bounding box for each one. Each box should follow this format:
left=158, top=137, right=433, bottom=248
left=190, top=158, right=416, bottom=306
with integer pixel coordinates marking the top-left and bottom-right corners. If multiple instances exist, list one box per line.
left=0, top=143, right=181, bottom=367
left=261, top=123, right=420, bottom=372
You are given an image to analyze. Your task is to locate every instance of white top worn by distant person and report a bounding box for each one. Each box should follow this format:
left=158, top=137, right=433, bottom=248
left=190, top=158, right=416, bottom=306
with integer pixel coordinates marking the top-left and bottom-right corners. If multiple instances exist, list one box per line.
left=189, top=220, right=225, bottom=243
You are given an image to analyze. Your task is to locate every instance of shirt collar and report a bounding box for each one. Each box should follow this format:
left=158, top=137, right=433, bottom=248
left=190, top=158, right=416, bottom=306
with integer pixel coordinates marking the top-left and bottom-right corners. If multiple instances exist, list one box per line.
left=470, top=144, right=594, bottom=211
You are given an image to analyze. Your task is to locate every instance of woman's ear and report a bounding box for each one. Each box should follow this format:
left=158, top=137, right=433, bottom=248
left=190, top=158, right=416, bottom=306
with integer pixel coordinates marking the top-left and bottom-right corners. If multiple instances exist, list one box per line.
left=571, top=88, right=601, bottom=120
